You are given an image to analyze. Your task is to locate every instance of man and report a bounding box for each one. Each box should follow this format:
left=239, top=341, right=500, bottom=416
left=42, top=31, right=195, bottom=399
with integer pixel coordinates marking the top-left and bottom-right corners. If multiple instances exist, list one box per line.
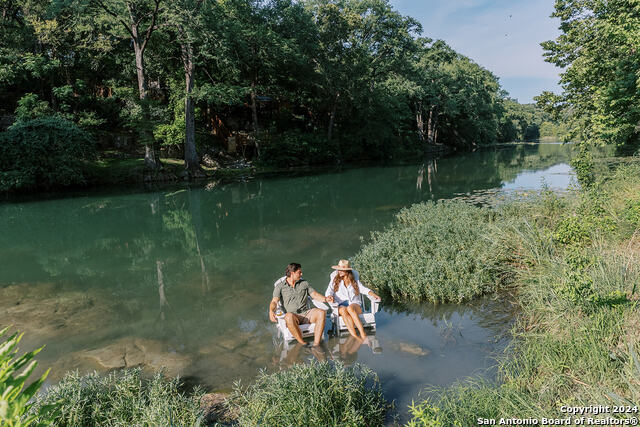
left=269, top=263, right=333, bottom=347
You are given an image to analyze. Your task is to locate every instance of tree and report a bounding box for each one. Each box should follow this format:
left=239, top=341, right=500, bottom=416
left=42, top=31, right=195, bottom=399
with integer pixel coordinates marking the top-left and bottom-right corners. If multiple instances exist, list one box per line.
left=162, top=0, right=209, bottom=176
left=539, top=0, right=640, bottom=151
left=90, top=0, right=163, bottom=169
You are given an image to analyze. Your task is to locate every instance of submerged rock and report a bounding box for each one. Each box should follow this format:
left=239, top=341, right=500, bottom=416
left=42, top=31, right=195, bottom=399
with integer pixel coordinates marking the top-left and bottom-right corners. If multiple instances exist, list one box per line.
left=0, top=282, right=116, bottom=341
left=79, top=337, right=190, bottom=376
left=387, top=340, right=430, bottom=357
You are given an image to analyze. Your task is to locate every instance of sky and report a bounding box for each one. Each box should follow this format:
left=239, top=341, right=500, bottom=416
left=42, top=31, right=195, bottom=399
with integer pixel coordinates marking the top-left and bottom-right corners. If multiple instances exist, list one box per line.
left=388, top=0, right=563, bottom=104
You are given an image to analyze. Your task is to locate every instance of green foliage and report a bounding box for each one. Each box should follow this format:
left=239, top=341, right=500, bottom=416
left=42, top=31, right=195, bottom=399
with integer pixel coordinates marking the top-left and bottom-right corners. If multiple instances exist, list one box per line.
left=540, top=0, right=640, bottom=150
left=229, top=361, right=386, bottom=427
left=353, top=201, right=502, bottom=303
left=0, top=327, right=57, bottom=426
left=14, top=94, right=53, bottom=121
left=260, top=130, right=337, bottom=166
left=498, top=100, right=563, bottom=142
left=0, top=117, right=96, bottom=192
left=31, top=369, right=203, bottom=426
left=553, top=216, right=592, bottom=245
left=623, top=199, right=640, bottom=228
left=407, top=160, right=640, bottom=425
left=571, top=147, right=596, bottom=187
left=1, top=0, right=539, bottom=179
left=553, top=270, right=596, bottom=305
left=406, top=401, right=446, bottom=426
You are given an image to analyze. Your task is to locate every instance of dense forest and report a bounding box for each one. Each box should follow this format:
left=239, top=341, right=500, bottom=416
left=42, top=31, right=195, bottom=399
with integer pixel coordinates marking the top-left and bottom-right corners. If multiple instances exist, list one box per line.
left=0, top=0, right=563, bottom=192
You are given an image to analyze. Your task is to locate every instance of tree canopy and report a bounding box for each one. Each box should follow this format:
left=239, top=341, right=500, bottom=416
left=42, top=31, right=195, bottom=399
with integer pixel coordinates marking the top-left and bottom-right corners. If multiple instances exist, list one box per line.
left=538, top=0, right=640, bottom=153
left=0, top=0, right=564, bottom=189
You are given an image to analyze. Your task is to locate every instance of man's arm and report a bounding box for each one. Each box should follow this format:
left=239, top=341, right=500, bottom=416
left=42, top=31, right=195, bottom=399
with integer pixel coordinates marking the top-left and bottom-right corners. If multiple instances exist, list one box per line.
left=269, top=296, right=280, bottom=322
left=310, top=290, right=332, bottom=303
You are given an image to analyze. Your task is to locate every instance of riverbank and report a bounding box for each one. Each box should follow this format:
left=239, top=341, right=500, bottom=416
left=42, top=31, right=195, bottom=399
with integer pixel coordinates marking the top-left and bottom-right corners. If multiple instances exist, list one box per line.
left=397, top=158, right=640, bottom=424
left=83, top=146, right=451, bottom=187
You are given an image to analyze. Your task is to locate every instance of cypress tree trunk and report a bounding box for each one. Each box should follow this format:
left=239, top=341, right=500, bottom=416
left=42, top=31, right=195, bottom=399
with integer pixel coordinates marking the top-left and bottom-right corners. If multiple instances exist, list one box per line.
left=250, top=72, right=261, bottom=159
left=128, top=4, right=160, bottom=171
left=416, top=101, right=425, bottom=142
left=182, top=42, right=200, bottom=174
left=328, top=92, right=339, bottom=141
left=427, top=106, right=437, bottom=145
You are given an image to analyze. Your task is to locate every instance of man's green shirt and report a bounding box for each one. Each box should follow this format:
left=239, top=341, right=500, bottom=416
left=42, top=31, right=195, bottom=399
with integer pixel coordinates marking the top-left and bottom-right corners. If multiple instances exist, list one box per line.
left=273, top=277, right=317, bottom=314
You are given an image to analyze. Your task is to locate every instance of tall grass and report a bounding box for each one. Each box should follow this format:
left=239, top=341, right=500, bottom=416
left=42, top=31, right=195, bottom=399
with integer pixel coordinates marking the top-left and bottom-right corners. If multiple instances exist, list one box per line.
left=407, top=161, right=640, bottom=425
left=229, top=361, right=387, bottom=427
left=31, top=369, right=203, bottom=426
left=354, top=201, right=506, bottom=303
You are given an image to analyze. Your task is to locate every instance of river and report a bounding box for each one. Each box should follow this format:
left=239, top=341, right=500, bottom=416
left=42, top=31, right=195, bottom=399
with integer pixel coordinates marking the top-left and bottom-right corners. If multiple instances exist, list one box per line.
left=0, top=143, right=574, bottom=421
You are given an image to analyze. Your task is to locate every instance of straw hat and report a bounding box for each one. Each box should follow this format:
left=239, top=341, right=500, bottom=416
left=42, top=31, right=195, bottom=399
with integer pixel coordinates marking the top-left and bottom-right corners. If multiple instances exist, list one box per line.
left=331, top=259, right=353, bottom=271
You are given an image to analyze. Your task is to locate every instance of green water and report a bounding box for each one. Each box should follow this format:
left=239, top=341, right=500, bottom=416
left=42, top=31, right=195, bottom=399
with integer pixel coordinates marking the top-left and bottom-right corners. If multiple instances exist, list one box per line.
left=0, top=143, right=573, bottom=419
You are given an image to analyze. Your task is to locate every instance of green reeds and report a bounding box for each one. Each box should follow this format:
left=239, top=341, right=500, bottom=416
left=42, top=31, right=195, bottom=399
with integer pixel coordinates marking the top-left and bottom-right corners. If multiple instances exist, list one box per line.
left=228, top=361, right=387, bottom=427
left=31, top=369, right=202, bottom=426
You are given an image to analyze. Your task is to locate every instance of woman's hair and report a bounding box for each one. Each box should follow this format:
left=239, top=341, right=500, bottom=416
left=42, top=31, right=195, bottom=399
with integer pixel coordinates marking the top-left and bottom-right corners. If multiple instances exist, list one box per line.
left=333, top=270, right=359, bottom=295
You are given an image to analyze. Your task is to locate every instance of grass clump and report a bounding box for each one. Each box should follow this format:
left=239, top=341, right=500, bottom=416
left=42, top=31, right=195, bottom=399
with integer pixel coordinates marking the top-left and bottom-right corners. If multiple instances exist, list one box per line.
left=31, top=369, right=203, bottom=426
left=229, top=361, right=386, bottom=427
left=353, top=200, right=503, bottom=303
left=407, top=161, right=640, bottom=425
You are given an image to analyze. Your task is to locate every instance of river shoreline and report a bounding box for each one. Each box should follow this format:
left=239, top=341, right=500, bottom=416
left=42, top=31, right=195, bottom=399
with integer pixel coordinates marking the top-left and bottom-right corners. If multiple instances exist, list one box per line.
left=0, top=141, right=569, bottom=203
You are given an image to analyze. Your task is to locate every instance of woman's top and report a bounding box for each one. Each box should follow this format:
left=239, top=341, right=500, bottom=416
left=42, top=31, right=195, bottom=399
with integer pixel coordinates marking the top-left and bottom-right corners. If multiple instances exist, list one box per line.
left=324, top=270, right=372, bottom=306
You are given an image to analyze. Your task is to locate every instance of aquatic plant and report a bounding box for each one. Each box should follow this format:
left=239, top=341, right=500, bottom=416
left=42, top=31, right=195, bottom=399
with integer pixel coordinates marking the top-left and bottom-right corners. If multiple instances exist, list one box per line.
left=0, top=326, right=57, bottom=426
left=229, top=361, right=386, bottom=427
left=31, top=369, right=202, bottom=426
left=353, top=200, right=503, bottom=303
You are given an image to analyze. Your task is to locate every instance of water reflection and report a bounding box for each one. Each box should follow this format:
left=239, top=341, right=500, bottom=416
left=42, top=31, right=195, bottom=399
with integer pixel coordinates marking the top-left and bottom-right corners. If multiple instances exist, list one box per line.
left=416, top=158, right=437, bottom=196
left=277, top=333, right=382, bottom=367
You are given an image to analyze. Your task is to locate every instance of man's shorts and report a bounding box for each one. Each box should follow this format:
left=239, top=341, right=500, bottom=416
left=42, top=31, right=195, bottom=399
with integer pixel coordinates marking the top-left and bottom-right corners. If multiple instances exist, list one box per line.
left=296, top=309, right=314, bottom=323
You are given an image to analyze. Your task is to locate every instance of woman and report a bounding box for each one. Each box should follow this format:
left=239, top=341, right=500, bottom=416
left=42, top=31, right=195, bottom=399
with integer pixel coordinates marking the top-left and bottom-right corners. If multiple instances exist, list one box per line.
left=325, top=260, right=381, bottom=341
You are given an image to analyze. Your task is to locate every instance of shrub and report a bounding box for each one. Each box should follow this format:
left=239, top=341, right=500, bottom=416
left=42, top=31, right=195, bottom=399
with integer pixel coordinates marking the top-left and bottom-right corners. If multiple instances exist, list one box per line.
left=0, top=326, right=57, bottom=426
left=14, top=93, right=53, bottom=121
left=571, top=146, right=595, bottom=188
left=553, top=216, right=592, bottom=245
left=552, top=270, right=596, bottom=305
left=0, top=117, right=96, bottom=192
left=624, top=199, right=640, bottom=228
left=229, top=361, right=386, bottom=426
left=31, top=369, right=203, bottom=426
left=353, top=201, right=501, bottom=303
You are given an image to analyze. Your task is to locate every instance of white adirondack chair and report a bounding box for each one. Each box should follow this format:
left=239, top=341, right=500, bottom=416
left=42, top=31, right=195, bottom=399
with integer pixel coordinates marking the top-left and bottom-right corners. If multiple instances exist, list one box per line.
left=326, top=270, right=380, bottom=335
left=273, top=277, right=329, bottom=342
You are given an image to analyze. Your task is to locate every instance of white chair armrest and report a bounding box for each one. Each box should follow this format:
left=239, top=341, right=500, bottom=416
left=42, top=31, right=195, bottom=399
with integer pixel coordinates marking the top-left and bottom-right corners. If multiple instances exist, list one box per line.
left=364, top=294, right=381, bottom=314
left=312, top=299, right=329, bottom=311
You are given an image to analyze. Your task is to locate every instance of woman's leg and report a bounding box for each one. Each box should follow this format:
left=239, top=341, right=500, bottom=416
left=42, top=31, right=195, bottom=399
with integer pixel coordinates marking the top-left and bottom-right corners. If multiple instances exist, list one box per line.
left=347, top=303, right=366, bottom=339
left=338, top=306, right=358, bottom=339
